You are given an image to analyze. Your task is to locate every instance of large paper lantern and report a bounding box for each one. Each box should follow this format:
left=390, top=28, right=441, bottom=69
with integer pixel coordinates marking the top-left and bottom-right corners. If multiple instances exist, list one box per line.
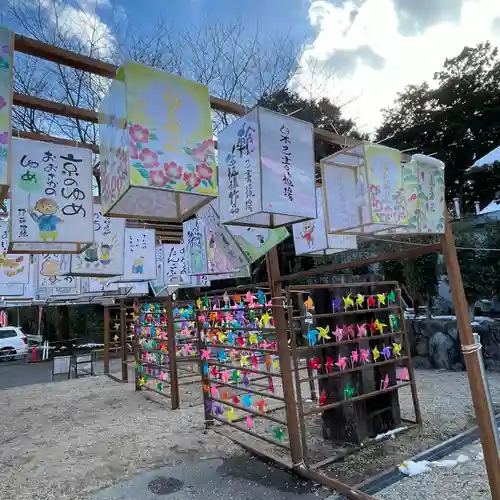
left=0, top=28, right=13, bottom=203
left=9, top=138, right=93, bottom=253
left=113, top=227, right=157, bottom=282
left=99, top=62, right=217, bottom=221
left=36, top=254, right=81, bottom=292
left=162, top=242, right=210, bottom=288
left=293, top=187, right=357, bottom=256
left=0, top=221, right=31, bottom=283
left=218, top=107, right=316, bottom=228
left=321, top=142, right=408, bottom=234
left=385, top=154, right=445, bottom=234
left=66, top=202, right=125, bottom=276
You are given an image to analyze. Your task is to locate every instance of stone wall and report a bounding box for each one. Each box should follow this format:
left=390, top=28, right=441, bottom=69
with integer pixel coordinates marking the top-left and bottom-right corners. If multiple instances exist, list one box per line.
left=406, top=316, right=500, bottom=371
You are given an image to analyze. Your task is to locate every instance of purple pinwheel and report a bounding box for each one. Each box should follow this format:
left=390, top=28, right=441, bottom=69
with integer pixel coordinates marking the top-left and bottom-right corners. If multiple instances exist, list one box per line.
left=332, top=298, right=342, bottom=312
left=205, top=400, right=213, bottom=413
left=381, top=346, right=392, bottom=359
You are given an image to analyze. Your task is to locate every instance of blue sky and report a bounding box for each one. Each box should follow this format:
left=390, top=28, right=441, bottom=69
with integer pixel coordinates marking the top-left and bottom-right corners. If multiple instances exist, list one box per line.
left=6, top=0, right=500, bottom=133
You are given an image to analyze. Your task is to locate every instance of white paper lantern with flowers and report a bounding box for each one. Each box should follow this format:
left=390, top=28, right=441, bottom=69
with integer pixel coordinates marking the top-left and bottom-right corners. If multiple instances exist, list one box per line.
left=217, top=107, right=316, bottom=228
left=293, top=187, right=357, bottom=256
left=321, top=142, right=408, bottom=234
left=98, top=61, right=218, bottom=222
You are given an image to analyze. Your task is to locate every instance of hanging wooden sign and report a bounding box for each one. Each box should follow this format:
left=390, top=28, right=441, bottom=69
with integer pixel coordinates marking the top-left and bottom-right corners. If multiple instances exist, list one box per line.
left=218, top=107, right=316, bottom=228
left=9, top=138, right=94, bottom=253
left=99, top=62, right=217, bottom=222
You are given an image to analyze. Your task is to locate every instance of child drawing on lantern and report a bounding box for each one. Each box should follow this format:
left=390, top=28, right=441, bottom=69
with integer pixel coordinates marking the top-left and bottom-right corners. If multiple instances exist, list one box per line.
left=0, top=254, right=24, bottom=277
left=29, top=198, right=64, bottom=241
left=100, top=244, right=112, bottom=266
left=84, top=243, right=99, bottom=264
left=132, top=256, right=144, bottom=274
left=300, top=221, right=315, bottom=248
left=40, top=258, right=60, bottom=284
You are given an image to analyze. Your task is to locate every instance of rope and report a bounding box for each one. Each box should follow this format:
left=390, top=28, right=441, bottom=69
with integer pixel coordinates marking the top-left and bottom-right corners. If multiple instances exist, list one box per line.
left=462, top=342, right=482, bottom=355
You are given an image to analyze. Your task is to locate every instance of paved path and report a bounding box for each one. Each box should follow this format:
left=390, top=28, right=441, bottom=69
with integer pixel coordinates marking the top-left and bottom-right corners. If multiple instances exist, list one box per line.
left=87, top=455, right=329, bottom=500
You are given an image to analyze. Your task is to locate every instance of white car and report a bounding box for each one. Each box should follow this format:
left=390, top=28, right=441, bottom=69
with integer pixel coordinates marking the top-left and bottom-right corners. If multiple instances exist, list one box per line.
left=0, top=327, right=28, bottom=361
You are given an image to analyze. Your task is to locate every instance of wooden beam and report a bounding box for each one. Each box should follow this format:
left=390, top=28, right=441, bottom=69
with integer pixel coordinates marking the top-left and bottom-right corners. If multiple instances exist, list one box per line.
left=13, top=129, right=98, bottom=153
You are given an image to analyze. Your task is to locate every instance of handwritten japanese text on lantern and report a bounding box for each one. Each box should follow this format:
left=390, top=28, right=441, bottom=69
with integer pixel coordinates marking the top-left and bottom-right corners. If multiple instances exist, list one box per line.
left=9, top=138, right=93, bottom=253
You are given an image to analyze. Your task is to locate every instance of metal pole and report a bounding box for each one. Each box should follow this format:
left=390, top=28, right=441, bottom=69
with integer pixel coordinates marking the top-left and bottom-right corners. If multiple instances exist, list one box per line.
left=441, top=214, right=500, bottom=500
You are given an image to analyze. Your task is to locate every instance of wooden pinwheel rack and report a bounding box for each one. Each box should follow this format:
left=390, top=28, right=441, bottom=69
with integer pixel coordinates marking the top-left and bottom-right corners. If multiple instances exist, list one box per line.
left=287, top=281, right=420, bottom=469
left=10, top=31, right=500, bottom=500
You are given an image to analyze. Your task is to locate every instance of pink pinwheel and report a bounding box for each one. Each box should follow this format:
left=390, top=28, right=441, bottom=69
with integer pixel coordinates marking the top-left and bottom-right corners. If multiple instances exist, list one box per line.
left=244, top=291, right=257, bottom=304
left=220, top=370, right=229, bottom=382
left=360, top=348, right=371, bottom=363
left=184, top=343, right=192, bottom=355
left=198, top=314, right=206, bottom=323
left=200, top=348, right=211, bottom=360
left=260, top=339, right=272, bottom=349
left=350, top=350, right=359, bottom=365
left=229, top=349, right=238, bottom=360
left=159, top=371, right=166, bottom=381
left=210, top=386, right=218, bottom=398
left=357, top=323, right=368, bottom=338
left=225, top=312, right=233, bottom=321
left=343, top=324, right=355, bottom=340
left=250, top=355, right=259, bottom=369
left=335, top=354, right=347, bottom=371
left=381, top=373, right=390, bottom=390
left=144, top=352, right=152, bottom=362
left=333, top=325, right=344, bottom=342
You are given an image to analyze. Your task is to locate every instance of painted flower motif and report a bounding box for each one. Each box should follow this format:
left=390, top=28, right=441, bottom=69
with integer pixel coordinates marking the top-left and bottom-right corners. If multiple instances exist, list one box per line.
left=202, top=139, right=215, bottom=156
left=191, top=146, right=206, bottom=163
left=195, top=163, right=213, bottom=181
left=183, top=172, right=201, bottom=189
left=149, top=170, right=168, bottom=187
left=129, top=140, right=139, bottom=160
left=129, top=124, right=149, bottom=143
left=139, top=148, right=159, bottom=168
left=164, top=162, right=182, bottom=179
left=0, top=132, right=8, bottom=145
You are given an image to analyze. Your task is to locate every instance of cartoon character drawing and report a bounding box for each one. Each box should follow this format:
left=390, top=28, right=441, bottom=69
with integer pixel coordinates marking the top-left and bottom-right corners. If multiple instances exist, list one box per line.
left=255, top=234, right=265, bottom=246
left=100, top=244, right=112, bottom=266
left=40, top=258, right=60, bottom=284
left=300, top=221, right=315, bottom=248
left=0, top=254, right=24, bottom=277
left=29, top=198, right=63, bottom=241
left=84, top=243, right=99, bottom=263
left=132, top=256, right=144, bottom=274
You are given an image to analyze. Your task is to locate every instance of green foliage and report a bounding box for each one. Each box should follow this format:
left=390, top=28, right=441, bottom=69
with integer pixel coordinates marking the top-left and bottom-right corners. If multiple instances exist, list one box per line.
left=451, top=220, right=500, bottom=303
left=377, top=42, right=500, bottom=212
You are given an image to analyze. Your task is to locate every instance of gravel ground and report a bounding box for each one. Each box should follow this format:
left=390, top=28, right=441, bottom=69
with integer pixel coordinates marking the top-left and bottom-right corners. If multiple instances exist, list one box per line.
left=0, top=376, right=239, bottom=500
left=376, top=440, right=493, bottom=500
left=1, top=369, right=499, bottom=500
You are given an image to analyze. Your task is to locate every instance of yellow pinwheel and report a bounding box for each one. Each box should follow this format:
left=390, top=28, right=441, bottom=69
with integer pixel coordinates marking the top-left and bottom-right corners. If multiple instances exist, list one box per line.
left=393, top=343, right=402, bottom=357
left=240, top=354, right=250, bottom=367
left=138, top=376, right=146, bottom=386
left=248, top=332, right=259, bottom=345
left=342, top=294, right=354, bottom=311
left=113, top=334, right=119, bottom=343
left=196, top=298, right=202, bottom=310
left=375, top=319, right=387, bottom=334
left=259, top=311, right=272, bottom=328
left=372, top=346, right=381, bottom=361
left=218, top=331, right=227, bottom=343
left=377, top=293, right=386, bottom=306
left=317, top=325, right=331, bottom=342
left=356, top=293, right=364, bottom=308
left=272, top=358, right=280, bottom=370
left=224, top=407, right=235, bottom=422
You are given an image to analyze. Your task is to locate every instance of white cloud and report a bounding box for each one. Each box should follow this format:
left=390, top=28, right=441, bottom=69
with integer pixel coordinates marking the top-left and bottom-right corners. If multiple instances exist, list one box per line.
left=292, top=0, right=500, bottom=135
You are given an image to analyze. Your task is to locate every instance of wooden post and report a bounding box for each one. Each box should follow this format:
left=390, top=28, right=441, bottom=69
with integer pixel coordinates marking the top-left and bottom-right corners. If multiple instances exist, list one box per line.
left=103, top=306, right=110, bottom=375
left=165, top=296, right=180, bottom=409
left=119, top=299, right=128, bottom=382
left=441, top=215, right=500, bottom=500
left=266, top=247, right=304, bottom=467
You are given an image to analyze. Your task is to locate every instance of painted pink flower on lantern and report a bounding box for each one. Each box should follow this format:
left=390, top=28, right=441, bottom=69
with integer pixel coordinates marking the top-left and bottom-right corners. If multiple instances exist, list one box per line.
left=192, top=145, right=206, bottom=163
left=195, top=163, right=213, bottom=181
left=139, top=148, right=160, bottom=168
left=164, top=162, right=182, bottom=180
left=149, top=170, right=168, bottom=187
left=129, top=124, right=149, bottom=143
left=0, top=132, right=8, bottom=145
left=129, top=140, right=139, bottom=160
left=183, top=172, right=201, bottom=189
left=203, top=139, right=215, bottom=155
